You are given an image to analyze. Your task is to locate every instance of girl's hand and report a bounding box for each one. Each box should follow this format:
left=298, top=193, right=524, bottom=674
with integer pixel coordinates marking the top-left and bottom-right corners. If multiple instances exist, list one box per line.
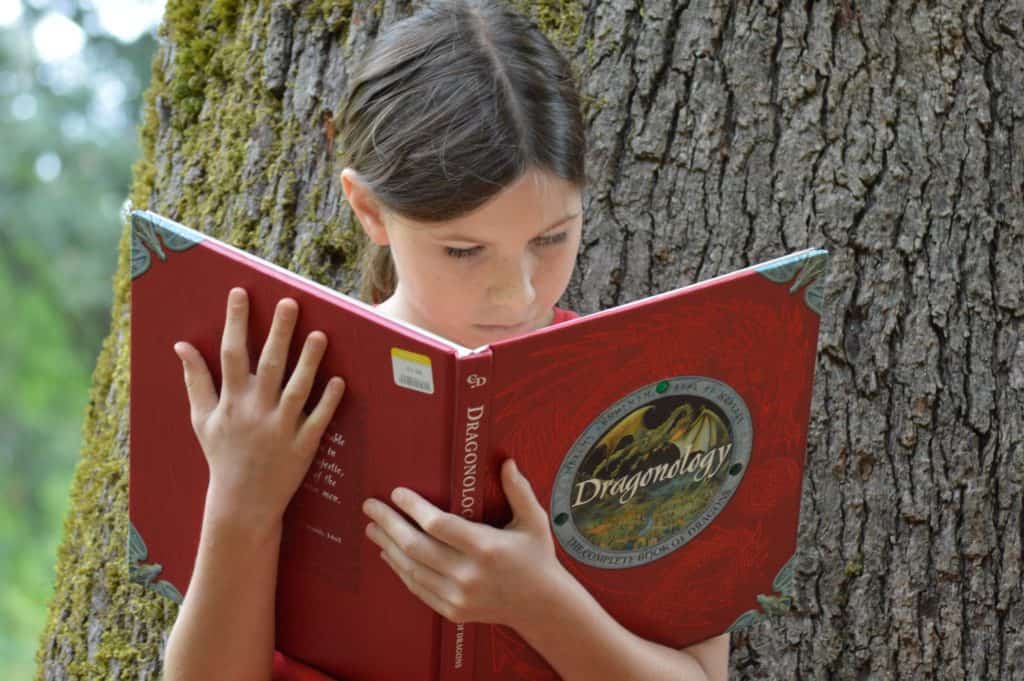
left=173, top=287, right=346, bottom=529
left=362, top=459, right=565, bottom=632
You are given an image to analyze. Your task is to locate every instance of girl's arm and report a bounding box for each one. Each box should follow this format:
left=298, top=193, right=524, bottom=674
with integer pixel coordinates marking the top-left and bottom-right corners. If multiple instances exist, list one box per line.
left=163, top=288, right=345, bottom=681
left=163, top=491, right=284, bottom=681
left=510, top=565, right=729, bottom=681
left=363, top=459, right=729, bottom=681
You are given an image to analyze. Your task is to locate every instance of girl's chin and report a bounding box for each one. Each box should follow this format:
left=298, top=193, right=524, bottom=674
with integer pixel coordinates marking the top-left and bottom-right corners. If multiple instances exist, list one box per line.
left=463, top=321, right=537, bottom=345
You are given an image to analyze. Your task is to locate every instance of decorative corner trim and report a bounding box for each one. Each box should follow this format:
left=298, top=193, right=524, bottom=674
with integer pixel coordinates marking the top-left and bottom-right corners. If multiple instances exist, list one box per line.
left=130, top=211, right=205, bottom=280
left=128, top=521, right=184, bottom=604
left=754, top=250, right=829, bottom=315
left=726, top=555, right=796, bottom=633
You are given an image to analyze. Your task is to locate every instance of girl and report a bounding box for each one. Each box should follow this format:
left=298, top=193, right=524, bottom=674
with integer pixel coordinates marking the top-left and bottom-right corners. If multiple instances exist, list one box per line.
left=163, top=1, right=730, bottom=679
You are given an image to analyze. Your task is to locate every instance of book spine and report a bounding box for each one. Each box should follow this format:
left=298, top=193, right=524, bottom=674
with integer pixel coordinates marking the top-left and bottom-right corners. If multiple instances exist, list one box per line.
left=439, top=349, right=494, bottom=681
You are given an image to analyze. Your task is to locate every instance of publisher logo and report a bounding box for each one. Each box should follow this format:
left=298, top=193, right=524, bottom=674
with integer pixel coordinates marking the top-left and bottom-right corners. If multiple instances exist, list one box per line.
left=550, top=377, right=752, bottom=569
left=466, top=374, right=488, bottom=389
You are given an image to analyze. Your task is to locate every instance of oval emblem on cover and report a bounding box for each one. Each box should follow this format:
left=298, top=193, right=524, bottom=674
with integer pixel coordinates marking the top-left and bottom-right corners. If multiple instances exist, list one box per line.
left=550, top=377, right=752, bottom=569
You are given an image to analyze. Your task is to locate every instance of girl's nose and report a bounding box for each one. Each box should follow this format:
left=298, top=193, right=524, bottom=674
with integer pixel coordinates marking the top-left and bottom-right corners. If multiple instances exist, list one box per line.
left=487, top=256, right=537, bottom=310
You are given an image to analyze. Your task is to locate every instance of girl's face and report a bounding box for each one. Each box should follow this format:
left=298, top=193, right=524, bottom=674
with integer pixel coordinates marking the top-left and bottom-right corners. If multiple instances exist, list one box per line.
left=347, top=167, right=583, bottom=348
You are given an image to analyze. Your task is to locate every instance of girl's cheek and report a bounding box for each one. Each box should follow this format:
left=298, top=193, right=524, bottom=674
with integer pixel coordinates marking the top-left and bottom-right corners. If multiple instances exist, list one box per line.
left=545, top=249, right=576, bottom=284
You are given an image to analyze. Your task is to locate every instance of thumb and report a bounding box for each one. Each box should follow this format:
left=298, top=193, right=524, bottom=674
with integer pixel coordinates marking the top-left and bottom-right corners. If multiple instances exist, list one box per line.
left=173, top=342, right=218, bottom=423
left=501, top=459, right=548, bottom=532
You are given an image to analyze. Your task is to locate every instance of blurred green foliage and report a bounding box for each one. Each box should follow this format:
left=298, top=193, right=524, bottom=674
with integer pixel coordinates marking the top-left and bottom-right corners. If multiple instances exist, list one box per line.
left=0, top=3, right=157, bottom=677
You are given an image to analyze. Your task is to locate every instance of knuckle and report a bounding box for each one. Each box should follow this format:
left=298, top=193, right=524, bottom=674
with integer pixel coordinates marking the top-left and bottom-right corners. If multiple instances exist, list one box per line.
left=209, top=414, right=232, bottom=438
left=280, top=386, right=304, bottom=407
left=448, top=591, right=467, bottom=611
left=216, top=400, right=261, bottom=431
left=455, top=566, right=482, bottom=590
left=405, top=562, right=420, bottom=584
left=218, top=398, right=237, bottom=419
left=396, top=533, right=419, bottom=555
left=266, top=409, right=289, bottom=431
left=421, top=514, right=446, bottom=537
left=259, top=357, right=282, bottom=373
left=474, top=540, right=501, bottom=563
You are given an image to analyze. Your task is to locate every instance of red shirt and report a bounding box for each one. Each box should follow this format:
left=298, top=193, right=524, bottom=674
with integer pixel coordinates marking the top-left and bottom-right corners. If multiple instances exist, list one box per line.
left=272, top=307, right=579, bottom=680
left=548, top=306, right=579, bottom=325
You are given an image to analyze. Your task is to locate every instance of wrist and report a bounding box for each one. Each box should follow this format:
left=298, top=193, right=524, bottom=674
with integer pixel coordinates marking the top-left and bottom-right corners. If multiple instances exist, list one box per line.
left=202, top=482, right=284, bottom=543
left=508, top=560, right=589, bottom=639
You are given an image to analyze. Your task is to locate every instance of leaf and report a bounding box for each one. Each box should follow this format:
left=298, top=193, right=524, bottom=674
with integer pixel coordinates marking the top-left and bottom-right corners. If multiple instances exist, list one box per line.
left=128, top=521, right=148, bottom=563
left=129, top=212, right=204, bottom=280
left=130, top=562, right=162, bottom=586
left=772, top=555, right=795, bottom=595
left=754, top=250, right=829, bottom=315
left=152, top=580, right=184, bottom=604
left=755, top=593, right=793, bottom=618
left=726, top=609, right=764, bottom=632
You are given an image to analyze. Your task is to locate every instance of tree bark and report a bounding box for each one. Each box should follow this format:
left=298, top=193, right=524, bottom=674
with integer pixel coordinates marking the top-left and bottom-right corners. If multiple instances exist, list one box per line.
left=38, top=0, right=1023, bottom=679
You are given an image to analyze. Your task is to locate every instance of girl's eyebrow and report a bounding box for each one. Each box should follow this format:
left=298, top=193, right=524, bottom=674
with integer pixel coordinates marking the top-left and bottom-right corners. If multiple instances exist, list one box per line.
left=438, top=212, right=581, bottom=243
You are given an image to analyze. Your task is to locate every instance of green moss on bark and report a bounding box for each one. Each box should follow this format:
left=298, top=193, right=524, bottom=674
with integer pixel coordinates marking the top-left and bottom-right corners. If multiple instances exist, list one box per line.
left=35, top=223, right=178, bottom=679
left=303, top=0, right=355, bottom=32
left=518, top=0, right=584, bottom=50
left=132, top=0, right=280, bottom=227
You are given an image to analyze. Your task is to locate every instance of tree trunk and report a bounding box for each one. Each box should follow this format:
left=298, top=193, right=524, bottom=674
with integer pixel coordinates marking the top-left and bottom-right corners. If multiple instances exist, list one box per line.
left=38, top=0, right=1023, bottom=679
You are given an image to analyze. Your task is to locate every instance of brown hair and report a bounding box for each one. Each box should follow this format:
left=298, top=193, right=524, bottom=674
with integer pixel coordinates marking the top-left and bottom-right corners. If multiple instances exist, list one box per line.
left=338, top=0, right=587, bottom=304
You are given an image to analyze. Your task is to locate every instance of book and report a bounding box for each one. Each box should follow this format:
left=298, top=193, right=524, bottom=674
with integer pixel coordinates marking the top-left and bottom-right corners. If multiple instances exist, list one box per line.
left=128, top=209, right=829, bottom=681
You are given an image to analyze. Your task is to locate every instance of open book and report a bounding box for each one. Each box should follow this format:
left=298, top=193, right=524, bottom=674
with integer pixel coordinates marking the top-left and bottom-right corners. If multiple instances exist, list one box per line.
left=128, top=210, right=828, bottom=681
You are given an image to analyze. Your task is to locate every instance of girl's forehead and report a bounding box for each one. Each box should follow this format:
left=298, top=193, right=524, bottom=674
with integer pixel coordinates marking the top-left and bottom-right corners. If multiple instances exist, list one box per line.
left=396, top=169, right=582, bottom=234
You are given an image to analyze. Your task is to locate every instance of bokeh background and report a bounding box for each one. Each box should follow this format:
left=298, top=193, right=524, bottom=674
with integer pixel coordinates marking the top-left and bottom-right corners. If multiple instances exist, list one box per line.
left=0, top=0, right=162, bottom=676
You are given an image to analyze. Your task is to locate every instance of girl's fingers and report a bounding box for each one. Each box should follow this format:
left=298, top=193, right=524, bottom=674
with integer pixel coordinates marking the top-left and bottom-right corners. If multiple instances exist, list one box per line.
left=174, top=341, right=218, bottom=423
left=500, top=459, right=548, bottom=533
left=295, top=377, right=346, bottom=453
left=370, top=525, right=462, bottom=611
left=387, top=487, right=487, bottom=555
left=279, top=331, right=327, bottom=418
left=363, top=499, right=465, bottom=576
left=380, top=551, right=460, bottom=623
left=219, top=288, right=251, bottom=399
left=256, top=298, right=299, bottom=398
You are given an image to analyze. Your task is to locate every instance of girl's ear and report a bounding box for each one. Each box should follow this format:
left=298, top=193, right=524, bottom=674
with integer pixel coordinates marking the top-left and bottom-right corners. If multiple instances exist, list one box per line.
left=341, top=168, right=390, bottom=246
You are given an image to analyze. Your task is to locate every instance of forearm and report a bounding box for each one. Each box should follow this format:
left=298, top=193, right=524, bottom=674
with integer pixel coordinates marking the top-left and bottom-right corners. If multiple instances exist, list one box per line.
left=514, top=565, right=712, bottom=681
left=163, top=486, right=283, bottom=681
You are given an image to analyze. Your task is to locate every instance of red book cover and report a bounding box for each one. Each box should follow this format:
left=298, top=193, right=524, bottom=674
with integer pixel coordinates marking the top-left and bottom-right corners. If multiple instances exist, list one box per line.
left=129, top=211, right=827, bottom=681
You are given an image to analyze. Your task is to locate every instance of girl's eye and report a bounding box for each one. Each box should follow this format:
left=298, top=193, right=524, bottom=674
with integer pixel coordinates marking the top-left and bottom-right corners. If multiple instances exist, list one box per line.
left=533, top=232, right=568, bottom=247
left=444, top=232, right=568, bottom=259
left=445, top=245, right=482, bottom=258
